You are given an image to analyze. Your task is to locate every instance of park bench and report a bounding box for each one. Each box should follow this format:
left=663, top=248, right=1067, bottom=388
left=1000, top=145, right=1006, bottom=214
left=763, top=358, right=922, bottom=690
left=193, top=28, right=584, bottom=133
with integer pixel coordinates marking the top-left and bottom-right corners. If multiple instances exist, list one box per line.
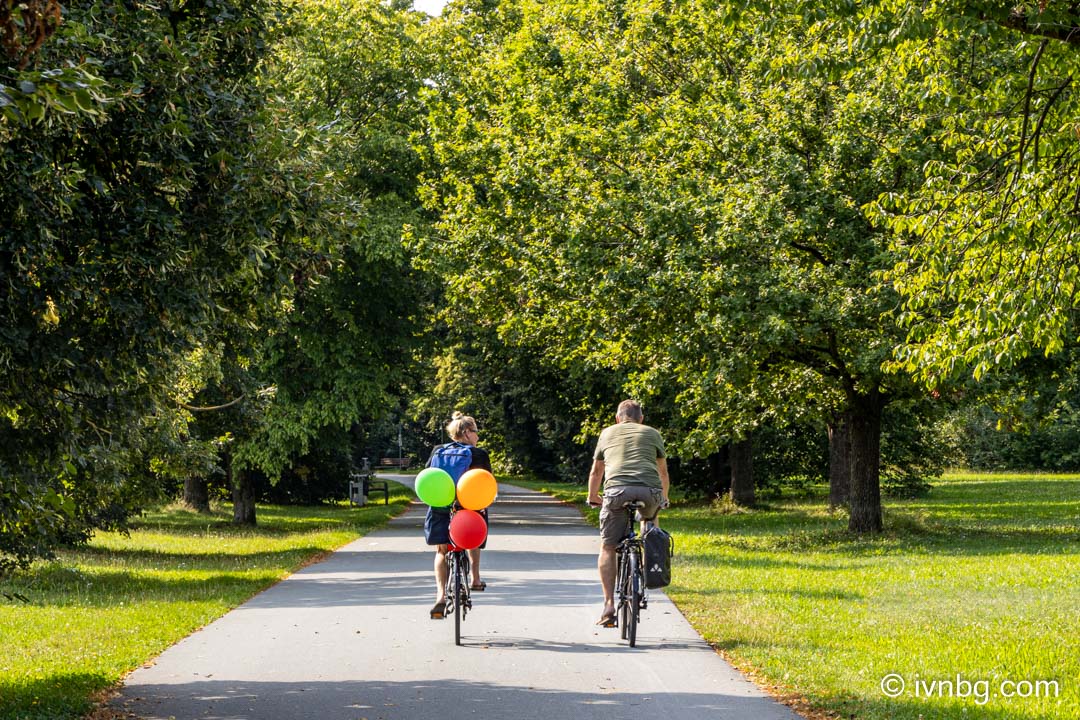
left=348, top=472, right=389, bottom=506
left=376, top=457, right=412, bottom=470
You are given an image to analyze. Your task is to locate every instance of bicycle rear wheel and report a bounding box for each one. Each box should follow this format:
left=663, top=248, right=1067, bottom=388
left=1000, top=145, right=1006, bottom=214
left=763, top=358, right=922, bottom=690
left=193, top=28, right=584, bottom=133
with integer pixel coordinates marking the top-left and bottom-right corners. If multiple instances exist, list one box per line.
left=627, top=547, right=640, bottom=647
left=452, top=554, right=464, bottom=645
left=616, top=549, right=629, bottom=640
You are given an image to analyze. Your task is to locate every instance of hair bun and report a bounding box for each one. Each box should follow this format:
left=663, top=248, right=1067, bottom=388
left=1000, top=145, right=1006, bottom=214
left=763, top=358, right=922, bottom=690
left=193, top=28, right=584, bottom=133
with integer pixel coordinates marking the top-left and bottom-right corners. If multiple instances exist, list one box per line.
left=451, top=411, right=464, bottom=420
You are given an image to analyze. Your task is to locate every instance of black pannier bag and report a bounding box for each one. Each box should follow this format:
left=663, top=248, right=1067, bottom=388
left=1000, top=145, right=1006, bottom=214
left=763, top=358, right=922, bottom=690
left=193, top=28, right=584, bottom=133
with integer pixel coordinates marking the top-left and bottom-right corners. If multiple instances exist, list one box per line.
left=643, top=526, right=674, bottom=589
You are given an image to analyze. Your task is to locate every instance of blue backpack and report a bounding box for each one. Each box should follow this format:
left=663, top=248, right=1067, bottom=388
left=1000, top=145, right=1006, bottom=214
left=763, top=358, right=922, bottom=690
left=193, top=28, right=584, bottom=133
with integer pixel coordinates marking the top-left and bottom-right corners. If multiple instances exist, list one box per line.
left=428, top=441, right=473, bottom=484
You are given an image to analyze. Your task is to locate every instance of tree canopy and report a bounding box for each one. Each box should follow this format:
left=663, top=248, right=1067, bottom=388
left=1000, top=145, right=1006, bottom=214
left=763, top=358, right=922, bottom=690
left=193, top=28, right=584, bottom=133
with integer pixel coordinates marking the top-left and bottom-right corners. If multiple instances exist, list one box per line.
left=860, top=2, right=1080, bottom=385
left=416, top=0, right=955, bottom=530
left=5, top=0, right=1080, bottom=568
left=1, top=0, right=306, bottom=569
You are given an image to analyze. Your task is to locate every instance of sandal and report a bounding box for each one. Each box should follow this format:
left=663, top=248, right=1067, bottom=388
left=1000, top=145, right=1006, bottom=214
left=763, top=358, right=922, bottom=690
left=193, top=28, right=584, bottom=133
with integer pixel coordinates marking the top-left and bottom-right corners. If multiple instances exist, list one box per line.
left=430, top=601, right=446, bottom=619
left=470, top=581, right=487, bottom=591
left=596, top=612, right=617, bottom=628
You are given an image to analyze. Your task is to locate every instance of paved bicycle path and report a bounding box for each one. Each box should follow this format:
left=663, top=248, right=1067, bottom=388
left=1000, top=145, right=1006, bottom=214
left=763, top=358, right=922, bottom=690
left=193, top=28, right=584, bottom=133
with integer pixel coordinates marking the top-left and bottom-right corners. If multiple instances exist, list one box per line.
left=113, top=481, right=802, bottom=720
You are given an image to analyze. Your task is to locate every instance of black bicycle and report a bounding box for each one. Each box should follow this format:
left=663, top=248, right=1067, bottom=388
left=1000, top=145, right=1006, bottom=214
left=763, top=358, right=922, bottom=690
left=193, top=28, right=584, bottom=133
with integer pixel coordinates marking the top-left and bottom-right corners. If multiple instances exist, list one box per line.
left=614, top=500, right=653, bottom=646
left=444, top=541, right=472, bottom=646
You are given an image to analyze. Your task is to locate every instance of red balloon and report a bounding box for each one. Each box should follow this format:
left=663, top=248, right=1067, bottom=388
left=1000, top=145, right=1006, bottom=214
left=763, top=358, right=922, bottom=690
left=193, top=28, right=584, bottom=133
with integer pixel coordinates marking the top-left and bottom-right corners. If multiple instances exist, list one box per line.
left=449, top=509, right=488, bottom=549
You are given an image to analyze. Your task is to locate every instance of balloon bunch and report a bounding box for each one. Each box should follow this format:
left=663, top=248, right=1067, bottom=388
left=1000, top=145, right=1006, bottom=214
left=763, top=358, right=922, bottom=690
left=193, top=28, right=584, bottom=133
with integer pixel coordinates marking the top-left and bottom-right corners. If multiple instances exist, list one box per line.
left=414, top=467, right=498, bottom=549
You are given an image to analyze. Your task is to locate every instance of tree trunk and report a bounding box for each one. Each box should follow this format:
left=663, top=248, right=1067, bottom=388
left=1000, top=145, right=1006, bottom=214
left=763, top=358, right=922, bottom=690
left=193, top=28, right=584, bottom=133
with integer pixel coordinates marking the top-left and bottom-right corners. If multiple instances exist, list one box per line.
left=827, top=414, right=850, bottom=509
left=729, top=436, right=755, bottom=506
left=183, top=476, right=211, bottom=513
left=229, top=459, right=257, bottom=526
left=708, top=448, right=730, bottom=499
left=847, top=391, right=883, bottom=533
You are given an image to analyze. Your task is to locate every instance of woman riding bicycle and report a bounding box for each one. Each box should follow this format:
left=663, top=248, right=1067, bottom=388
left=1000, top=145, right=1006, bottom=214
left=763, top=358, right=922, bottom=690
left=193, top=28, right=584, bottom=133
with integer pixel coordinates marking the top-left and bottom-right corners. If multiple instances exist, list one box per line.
left=587, top=399, right=670, bottom=628
left=426, top=412, right=491, bottom=620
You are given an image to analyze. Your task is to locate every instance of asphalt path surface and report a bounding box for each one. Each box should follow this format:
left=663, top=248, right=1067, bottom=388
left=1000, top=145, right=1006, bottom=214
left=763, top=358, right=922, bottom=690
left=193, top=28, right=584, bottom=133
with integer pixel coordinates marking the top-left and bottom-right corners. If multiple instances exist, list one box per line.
left=113, top=478, right=802, bottom=720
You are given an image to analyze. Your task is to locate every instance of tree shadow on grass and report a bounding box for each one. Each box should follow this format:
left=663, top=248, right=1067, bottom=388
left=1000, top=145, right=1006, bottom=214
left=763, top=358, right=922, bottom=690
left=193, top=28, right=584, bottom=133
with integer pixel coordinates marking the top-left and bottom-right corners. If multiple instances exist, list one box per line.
left=7, top=570, right=282, bottom=607
left=894, top=526, right=1080, bottom=556
left=127, top=484, right=413, bottom=531
left=3, top=549, right=329, bottom=607
left=665, top=478, right=1080, bottom=559
left=671, top=579, right=863, bottom=602
left=71, top=544, right=331, bottom=568
left=893, top=478, right=1080, bottom=524
left=0, top=672, right=106, bottom=720
left=677, top=524, right=1080, bottom=559
left=742, top=524, right=1077, bottom=557
left=675, top=549, right=862, bottom=572
left=128, top=501, right=410, bottom=537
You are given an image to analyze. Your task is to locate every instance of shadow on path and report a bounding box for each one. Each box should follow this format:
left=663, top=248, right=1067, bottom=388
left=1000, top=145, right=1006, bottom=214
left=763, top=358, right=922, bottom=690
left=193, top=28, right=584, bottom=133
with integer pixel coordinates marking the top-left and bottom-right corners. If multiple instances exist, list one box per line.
left=114, top=678, right=794, bottom=720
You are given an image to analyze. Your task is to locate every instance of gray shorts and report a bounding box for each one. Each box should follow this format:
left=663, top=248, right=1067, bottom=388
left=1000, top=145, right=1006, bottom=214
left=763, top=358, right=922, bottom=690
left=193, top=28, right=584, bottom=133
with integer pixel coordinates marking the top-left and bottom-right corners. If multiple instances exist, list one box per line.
left=599, top=485, right=663, bottom=547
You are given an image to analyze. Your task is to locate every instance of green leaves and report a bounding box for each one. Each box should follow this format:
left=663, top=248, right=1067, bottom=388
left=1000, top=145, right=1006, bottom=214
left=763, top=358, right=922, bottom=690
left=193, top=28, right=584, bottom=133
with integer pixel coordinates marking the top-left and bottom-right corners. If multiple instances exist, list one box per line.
left=0, top=65, right=108, bottom=126
left=865, top=3, right=1080, bottom=386
left=211, top=0, right=433, bottom=484
left=421, top=0, right=919, bottom=452
left=1, top=0, right=303, bottom=567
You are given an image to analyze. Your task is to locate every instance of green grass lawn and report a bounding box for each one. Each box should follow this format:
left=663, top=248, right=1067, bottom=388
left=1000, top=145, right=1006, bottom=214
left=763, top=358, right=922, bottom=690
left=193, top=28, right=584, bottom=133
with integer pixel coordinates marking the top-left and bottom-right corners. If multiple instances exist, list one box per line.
left=0, top=488, right=412, bottom=720
left=511, top=472, right=1080, bottom=720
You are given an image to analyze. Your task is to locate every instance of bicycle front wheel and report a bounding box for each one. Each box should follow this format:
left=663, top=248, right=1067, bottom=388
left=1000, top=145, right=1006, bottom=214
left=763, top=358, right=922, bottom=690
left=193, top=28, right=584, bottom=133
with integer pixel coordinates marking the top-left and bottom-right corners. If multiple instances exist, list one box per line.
left=627, top=547, right=641, bottom=647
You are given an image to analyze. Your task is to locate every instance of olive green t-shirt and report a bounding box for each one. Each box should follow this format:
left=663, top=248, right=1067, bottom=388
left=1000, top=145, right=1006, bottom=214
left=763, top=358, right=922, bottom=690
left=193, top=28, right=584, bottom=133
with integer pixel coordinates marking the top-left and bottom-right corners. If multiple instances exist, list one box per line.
left=593, top=422, right=666, bottom=489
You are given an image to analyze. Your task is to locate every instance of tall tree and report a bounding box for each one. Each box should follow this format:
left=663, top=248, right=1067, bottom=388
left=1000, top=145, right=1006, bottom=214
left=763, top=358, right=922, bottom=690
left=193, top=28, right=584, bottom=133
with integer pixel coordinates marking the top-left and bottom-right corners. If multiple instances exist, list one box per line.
left=0, top=0, right=318, bottom=569
left=729, top=438, right=756, bottom=507
left=199, top=0, right=435, bottom=522
left=421, top=0, right=937, bottom=530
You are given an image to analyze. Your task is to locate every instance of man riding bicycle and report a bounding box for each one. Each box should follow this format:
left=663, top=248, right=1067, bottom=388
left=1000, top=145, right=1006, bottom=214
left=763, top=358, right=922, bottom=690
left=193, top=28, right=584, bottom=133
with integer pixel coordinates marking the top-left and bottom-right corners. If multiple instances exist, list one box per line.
left=587, top=399, right=670, bottom=627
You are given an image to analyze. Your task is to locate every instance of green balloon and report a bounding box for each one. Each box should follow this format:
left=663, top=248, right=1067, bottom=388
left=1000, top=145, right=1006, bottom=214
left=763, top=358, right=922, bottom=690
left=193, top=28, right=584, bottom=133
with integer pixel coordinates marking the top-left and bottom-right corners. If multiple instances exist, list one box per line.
left=415, top=467, right=455, bottom=507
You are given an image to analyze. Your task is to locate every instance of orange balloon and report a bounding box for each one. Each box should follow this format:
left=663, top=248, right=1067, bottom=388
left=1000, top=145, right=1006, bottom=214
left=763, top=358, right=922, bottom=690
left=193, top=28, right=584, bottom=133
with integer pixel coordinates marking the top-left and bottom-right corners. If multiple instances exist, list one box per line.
left=456, top=468, right=497, bottom=510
